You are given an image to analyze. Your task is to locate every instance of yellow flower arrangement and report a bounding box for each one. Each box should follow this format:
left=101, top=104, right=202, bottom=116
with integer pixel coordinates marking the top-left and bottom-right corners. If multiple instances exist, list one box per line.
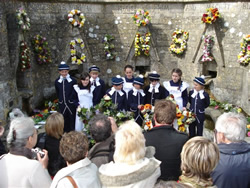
left=68, top=9, right=86, bottom=28
left=135, top=32, right=151, bottom=56
left=70, top=38, right=86, bottom=65
left=169, top=29, right=189, bottom=55
left=132, top=9, right=151, bottom=27
left=237, top=35, right=250, bottom=65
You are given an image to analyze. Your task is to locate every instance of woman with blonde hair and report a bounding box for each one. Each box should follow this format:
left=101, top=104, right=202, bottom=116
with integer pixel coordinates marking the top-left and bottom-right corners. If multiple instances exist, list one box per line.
left=0, top=117, right=51, bottom=187
left=36, top=112, right=66, bottom=177
left=99, top=120, right=161, bottom=188
left=179, top=137, right=219, bottom=187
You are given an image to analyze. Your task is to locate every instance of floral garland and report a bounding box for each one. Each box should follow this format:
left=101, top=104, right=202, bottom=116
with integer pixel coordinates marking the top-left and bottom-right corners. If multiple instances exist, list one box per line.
left=201, top=35, right=214, bottom=62
left=103, top=34, right=116, bottom=60
left=16, top=8, right=31, bottom=31
left=237, top=35, right=250, bottom=65
left=201, top=8, right=220, bottom=24
left=132, top=9, right=151, bottom=27
left=68, top=9, right=85, bottom=28
left=70, top=38, right=86, bottom=65
left=169, top=29, right=189, bottom=55
left=32, top=35, right=52, bottom=64
left=135, top=32, right=151, bottom=56
left=140, top=104, right=154, bottom=131
left=166, top=95, right=196, bottom=133
left=19, top=41, right=31, bottom=71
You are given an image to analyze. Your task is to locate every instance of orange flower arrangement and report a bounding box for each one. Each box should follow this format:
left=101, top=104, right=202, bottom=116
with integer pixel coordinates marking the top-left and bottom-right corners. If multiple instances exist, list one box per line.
left=201, top=8, right=220, bottom=24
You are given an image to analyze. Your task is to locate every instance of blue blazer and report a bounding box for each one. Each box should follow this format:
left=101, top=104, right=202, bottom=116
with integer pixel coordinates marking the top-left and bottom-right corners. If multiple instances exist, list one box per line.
left=93, top=79, right=106, bottom=106
left=106, top=88, right=127, bottom=111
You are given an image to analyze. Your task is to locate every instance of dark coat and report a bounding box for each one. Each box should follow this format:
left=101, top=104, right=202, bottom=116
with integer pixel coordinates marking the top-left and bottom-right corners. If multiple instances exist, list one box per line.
left=211, top=142, right=250, bottom=188
left=106, top=88, right=127, bottom=111
left=144, top=125, right=189, bottom=181
left=188, top=90, right=210, bottom=122
left=93, top=79, right=106, bottom=106
left=144, top=85, right=168, bottom=106
left=88, top=135, right=115, bottom=168
left=55, top=76, right=78, bottom=113
left=36, top=133, right=66, bottom=177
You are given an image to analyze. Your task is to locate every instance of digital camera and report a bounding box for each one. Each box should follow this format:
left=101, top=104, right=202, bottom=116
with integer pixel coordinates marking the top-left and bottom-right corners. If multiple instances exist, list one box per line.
left=31, top=147, right=45, bottom=159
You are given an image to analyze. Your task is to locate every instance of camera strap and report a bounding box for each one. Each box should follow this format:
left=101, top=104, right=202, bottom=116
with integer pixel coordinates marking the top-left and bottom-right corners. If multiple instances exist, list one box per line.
left=66, top=176, right=78, bottom=188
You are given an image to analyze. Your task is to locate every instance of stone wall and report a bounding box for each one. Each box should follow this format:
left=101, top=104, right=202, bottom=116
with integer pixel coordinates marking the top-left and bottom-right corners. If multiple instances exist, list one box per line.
left=0, top=0, right=249, bottom=123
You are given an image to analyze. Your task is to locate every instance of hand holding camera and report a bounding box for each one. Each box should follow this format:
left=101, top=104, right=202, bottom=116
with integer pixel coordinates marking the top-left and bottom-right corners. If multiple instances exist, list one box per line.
left=31, top=148, right=49, bottom=169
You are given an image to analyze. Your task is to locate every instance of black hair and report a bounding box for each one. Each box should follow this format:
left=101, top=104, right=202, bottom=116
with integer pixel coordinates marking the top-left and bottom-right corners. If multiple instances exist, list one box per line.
left=124, top=65, right=134, bottom=71
left=89, top=114, right=112, bottom=142
left=78, top=72, right=91, bottom=92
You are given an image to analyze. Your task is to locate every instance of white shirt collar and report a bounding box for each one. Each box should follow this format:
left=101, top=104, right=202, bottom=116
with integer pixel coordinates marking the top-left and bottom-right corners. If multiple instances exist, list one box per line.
left=191, top=89, right=205, bottom=99
left=58, top=74, right=72, bottom=83
left=148, top=83, right=160, bottom=93
left=133, top=87, right=145, bottom=97
left=90, top=77, right=100, bottom=86
left=108, top=87, right=124, bottom=96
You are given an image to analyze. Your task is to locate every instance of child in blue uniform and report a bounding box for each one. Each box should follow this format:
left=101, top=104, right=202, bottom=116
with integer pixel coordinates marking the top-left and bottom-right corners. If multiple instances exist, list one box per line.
left=188, top=75, right=210, bottom=137
left=122, top=65, right=134, bottom=98
left=144, top=71, right=168, bottom=106
left=55, top=62, right=78, bottom=132
left=128, top=75, right=145, bottom=126
left=89, top=65, right=106, bottom=106
left=106, top=75, right=127, bottom=111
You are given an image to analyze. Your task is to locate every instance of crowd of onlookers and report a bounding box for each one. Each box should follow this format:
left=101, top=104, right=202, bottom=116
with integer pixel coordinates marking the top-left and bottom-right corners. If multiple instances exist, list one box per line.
left=0, top=99, right=249, bottom=188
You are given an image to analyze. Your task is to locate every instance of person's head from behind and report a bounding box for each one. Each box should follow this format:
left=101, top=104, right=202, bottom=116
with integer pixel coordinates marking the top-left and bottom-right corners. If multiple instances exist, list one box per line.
left=7, top=117, right=37, bottom=151
left=154, top=180, right=192, bottom=188
left=181, top=137, right=219, bottom=182
left=114, top=120, right=145, bottom=165
left=124, top=65, right=134, bottom=79
left=171, top=68, right=182, bottom=83
left=89, top=114, right=112, bottom=143
left=154, top=100, right=176, bottom=125
left=45, top=112, right=64, bottom=139
left=60, top=131, right=88, bottom=165
left=215, top=112, right=246, bottom=144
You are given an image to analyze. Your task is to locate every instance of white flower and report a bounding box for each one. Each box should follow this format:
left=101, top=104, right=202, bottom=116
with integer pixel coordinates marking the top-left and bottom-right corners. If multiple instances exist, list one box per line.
left=68, top=18, right=73, bottom=22
left=77, top=106, right=81, bottom=112
left=73, top=22, right=78, bottom=26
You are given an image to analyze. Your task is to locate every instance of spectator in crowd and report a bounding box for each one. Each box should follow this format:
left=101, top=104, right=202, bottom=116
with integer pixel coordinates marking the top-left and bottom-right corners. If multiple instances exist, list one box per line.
left=179, top=137, right=219, bottom=188
left=88, top=114, right=116, bottom=167
left=0, top=125, right=6, bottom=155
left=99, top=120, right=161, bottom=188
left=0, top=117, right=51, bottom=187
left=211, top=112, right=250, bottom=188
left=36, top=112, right=66, bottom=177
left=51, top=131, right=101, bottom=188
left=154, top=180, right=191, bottom=188
left=144, top=100, right=188, bottom=181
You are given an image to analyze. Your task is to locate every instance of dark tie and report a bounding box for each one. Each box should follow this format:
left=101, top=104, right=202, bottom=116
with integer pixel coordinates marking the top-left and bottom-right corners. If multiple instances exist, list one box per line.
left=93, top=80, right=97, bottom=87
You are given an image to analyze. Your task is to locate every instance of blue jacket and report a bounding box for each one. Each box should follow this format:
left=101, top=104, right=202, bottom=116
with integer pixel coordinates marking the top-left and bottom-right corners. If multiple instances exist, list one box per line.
left=106, top=88, right=127, bottom=111
left=55, top=76, right=78, bottom=114
left=211, top=142, right=250, bottom=188
left=144, top=85, right=168, bottom=106
left=93, top=79, right=106, bottom=106
left=188, top=90, right=210, bottom=122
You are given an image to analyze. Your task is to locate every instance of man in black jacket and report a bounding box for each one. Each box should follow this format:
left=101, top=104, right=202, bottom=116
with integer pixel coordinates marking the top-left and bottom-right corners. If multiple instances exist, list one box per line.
left=212, top=112, right=250, bottom=188
left=144, top=100, right=188, bottom=181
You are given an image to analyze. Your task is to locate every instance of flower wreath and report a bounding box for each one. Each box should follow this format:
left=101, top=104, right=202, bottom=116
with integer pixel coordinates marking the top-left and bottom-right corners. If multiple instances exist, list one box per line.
left=70, top=38, right=86, bottom=65
left=166, top=95, right=196, bottom=133
left=68, top=9, right=85, bottom=28
left=237, top=35, right=250, bottom=65
left=19, top=41, right=31, bottom=71
left=201, top=8, right=220, bottom=24
left=140, top=104, right=154, bottom=131
left=135, top=32, right=151, bottom=56
left=103, top=34, right=116, bottom=60
left=169, top=29, right=189, bottom=55
left=16, top=8, right=31, bottom=31
left=32, top=35, right=52, bottom=64
left=201, top=35, right=214, bottom=62
left=132, top=9, right=151, bottom=27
